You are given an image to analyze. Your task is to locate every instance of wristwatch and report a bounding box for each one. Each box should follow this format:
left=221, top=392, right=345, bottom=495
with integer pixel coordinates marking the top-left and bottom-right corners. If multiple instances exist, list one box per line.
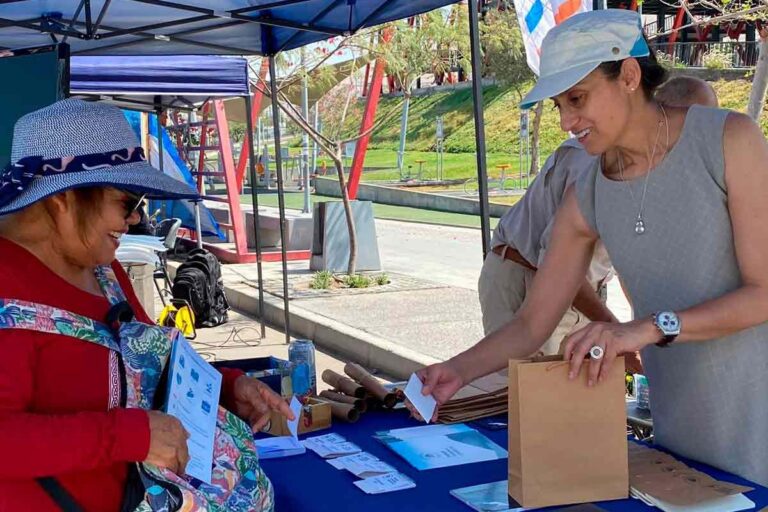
left=652, top=311, right=681, bottom=347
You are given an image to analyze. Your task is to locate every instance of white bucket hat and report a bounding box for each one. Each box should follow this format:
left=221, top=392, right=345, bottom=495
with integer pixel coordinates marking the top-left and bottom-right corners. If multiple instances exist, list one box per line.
left=520, top=9, right=650, bottom=109
left=0, top=98, right=199, bottom=216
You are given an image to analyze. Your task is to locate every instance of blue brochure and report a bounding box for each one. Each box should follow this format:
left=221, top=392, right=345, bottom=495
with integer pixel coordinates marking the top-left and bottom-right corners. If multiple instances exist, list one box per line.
left=374, top=423, right=507, bottom=471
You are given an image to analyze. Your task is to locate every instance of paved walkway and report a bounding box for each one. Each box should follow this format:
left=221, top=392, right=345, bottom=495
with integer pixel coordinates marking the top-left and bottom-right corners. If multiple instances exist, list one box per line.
left=201, top=217, right=632, bottom=380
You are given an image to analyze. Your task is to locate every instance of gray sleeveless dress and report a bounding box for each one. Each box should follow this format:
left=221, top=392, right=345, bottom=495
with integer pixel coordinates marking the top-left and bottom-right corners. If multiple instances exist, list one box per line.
left=576, top=105, right=768, bottom=487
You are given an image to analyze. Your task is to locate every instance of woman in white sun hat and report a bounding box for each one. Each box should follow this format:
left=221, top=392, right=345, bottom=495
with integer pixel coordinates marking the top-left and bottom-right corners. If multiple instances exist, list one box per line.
left=415, top=9, right=768, bottom=486
left=0, top=98, right=293, bottom=511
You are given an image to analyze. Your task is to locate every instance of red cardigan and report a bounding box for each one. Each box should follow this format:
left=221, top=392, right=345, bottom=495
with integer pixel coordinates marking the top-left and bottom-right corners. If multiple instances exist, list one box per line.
left=0, top=238, right=243, bottom=511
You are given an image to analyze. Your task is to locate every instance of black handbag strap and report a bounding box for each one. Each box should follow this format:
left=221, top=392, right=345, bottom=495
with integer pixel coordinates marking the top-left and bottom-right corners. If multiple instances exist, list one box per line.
left=37, top=477, right=84, bottom=512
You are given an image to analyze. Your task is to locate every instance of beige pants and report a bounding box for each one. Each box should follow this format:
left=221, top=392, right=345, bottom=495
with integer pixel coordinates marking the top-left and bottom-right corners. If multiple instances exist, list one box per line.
left=478, top=250, right=590, bottom=357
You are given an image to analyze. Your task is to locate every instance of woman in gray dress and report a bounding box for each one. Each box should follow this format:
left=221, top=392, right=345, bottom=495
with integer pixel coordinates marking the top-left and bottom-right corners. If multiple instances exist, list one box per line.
left=415, top=9, right=768, bottom=486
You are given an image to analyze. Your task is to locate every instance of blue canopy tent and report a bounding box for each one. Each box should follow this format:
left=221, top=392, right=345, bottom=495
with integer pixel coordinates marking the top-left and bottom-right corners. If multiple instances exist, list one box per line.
left=0, top=1, right=462, bottom=56
left=69, top=54, right=250, bottom=111
left=69, top=54, right=252, bottom=240
left=0, top=0, right=492, bottom=344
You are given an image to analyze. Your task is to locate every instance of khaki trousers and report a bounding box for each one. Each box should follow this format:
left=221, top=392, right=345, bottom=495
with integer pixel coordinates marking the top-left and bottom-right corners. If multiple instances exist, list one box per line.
left=478, top=250, right=592, bottom=357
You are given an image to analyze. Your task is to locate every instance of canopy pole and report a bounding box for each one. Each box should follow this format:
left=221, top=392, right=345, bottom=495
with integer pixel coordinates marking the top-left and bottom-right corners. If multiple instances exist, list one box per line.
left=300, top=47, right=311, bottom=214
left=467, top=0, right=491, bottom=257
left=268, top=56, right=292, bottom=345
left=193, top=202, right=203, bottom=249
left=156, top=109, right=164, bottom=173
left=244, top=94, right=267, bottom=339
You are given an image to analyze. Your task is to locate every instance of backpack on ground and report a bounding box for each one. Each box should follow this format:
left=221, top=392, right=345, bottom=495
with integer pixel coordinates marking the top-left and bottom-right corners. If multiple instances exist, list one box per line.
left=171, top=248, right=229, bottom=327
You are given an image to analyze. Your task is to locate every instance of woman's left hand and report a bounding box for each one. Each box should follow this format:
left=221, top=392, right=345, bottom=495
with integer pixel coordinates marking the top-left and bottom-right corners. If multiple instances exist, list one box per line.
left=231, top=375, right=296, bottom=432
left=563, top=319, right=660, bottom=386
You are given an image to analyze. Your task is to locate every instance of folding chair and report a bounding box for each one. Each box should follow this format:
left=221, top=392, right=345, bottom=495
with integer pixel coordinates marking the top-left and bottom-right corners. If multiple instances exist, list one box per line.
left=153, top=218, right=182, bottom=307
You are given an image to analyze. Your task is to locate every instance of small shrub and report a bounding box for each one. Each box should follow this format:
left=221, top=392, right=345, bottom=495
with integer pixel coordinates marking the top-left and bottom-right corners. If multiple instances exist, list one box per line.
left=702, top=47, right=731, bottom=70
left=375, top=273, right=390, bottom=286
left=310, top=271, right=333, bottom=289
left=655, top=50, right=687, bottom=70
left=343, top=274, right=372, bottom=288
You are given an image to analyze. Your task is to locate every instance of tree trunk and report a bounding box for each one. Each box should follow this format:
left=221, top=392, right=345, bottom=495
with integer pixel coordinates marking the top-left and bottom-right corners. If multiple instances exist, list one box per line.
left=529, top=101, right=544, bottom=176
left=747, top=37, right=768, bottom=121
left=330, top=146, right=358, bottom=275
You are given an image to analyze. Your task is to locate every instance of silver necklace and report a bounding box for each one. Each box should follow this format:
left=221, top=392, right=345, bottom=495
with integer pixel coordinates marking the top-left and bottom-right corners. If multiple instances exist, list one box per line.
left=617, top=104, right=669, bottom=235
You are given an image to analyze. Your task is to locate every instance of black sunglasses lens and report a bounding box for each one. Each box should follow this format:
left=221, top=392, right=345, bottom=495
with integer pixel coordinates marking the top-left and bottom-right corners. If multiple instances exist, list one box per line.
left=123, top=193, right=145, bottom=218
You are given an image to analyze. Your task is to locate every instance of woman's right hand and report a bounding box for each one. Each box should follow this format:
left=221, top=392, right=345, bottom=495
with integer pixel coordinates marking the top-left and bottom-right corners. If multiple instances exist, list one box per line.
left=145, top=411, right=190, bottom=475
left=407, top=362, right=465, bottom=422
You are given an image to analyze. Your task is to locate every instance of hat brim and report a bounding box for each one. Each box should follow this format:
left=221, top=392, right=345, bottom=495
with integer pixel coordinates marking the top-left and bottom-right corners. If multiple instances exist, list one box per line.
left=520, top=62, right=601, bottom=110
left=0, top=160, right=200, bottom=216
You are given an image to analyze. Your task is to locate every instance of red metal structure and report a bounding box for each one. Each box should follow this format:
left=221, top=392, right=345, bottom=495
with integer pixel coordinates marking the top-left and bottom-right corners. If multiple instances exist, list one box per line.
left=175, top=96, right=311, bottom=263
left=347, top=28, right=393, bottom=200
left=235, top=59, right=270, bottom=193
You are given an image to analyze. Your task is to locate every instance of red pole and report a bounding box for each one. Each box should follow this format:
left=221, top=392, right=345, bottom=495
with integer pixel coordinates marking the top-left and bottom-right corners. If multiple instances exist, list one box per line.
left=668, top=7, right=686, bottom=46
left=347, top=29, right=393, bottom=200
left=236, top=58, right=270, bottom=193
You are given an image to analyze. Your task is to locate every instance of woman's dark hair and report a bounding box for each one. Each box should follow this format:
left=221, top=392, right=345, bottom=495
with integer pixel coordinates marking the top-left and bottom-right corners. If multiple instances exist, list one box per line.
left=45, top=187, right=105, bottom=246
left=72, top=188, right=106, bottom=243
left=597, top=38, right=667, bottom=101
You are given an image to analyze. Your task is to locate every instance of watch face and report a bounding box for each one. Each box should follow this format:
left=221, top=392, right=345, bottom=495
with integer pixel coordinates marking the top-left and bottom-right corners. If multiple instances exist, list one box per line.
left=657, top=311, right=681, bottom=335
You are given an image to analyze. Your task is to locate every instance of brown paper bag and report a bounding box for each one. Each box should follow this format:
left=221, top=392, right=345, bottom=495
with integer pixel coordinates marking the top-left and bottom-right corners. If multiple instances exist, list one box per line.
left=508, top=356, right=628, bottom=508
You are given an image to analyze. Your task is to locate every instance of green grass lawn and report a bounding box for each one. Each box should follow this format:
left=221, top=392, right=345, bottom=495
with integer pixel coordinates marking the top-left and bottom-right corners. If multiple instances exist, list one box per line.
left=241, top=191, right=502, bottom=229
left=349, top=149, right=532, bottom=184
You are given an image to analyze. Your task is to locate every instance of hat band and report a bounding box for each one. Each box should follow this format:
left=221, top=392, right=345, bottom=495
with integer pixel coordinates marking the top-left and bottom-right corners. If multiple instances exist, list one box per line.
left=0, top=147, right=147, bottom=209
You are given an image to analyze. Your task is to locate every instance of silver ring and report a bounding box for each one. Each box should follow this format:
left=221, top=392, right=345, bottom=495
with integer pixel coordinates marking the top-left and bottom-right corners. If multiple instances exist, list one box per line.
left=589, top=345, right=604, bottom=360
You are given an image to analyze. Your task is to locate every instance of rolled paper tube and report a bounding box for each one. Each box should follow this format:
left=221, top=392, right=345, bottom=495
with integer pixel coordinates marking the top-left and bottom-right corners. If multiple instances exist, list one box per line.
left=343, top=363, right=397, bottom=408
left=321, top=369, right=366, bottom=398
left=319, top=399, right=360, bottom=423
left=319, top=390, right=368, bottom=412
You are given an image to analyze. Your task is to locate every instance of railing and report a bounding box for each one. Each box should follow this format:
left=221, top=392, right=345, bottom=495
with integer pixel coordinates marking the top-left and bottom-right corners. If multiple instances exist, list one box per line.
left=643, top=16, right=678, bottom=37
left=648, top=41, right=759, bottom=68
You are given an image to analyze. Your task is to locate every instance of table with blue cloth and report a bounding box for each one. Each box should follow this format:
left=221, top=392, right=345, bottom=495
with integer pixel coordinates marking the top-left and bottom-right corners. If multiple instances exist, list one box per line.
left=259, top=410, right=768, bottom=511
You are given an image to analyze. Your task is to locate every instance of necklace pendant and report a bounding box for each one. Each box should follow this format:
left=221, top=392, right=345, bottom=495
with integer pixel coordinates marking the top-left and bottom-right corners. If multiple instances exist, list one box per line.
left=635, top=218, right=646, bottom=235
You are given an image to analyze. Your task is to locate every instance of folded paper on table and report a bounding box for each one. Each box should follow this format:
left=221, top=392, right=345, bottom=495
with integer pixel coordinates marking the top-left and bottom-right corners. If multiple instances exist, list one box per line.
left=254, top=436, right=306, bottom=459
left=450, top=480, right=525, bottom=512
left=438, top=372, right=508, bottom=424
left=327, top=452, right=398, bottom=479
left=375, top=423, right=507, bottom=471
left=628, top=443, right=754, bottom=511
left=353, top=472, right=416, bottom=494
left=303, top=433, right=362, bottom=458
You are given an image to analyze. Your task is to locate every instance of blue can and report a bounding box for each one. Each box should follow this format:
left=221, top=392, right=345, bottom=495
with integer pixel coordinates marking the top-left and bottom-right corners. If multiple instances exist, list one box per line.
left=288, top=339, right=317, bottom=396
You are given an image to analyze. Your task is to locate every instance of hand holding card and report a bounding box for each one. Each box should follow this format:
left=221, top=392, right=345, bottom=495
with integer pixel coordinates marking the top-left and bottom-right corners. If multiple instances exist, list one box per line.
left=404, top=373, right=437, bottom=423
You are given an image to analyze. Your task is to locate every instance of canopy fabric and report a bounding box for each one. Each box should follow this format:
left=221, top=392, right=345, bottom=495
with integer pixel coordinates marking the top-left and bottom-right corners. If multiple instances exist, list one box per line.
left=0, top=0, right=458, bottom=56
left=69, top=55, right=249, bottom=111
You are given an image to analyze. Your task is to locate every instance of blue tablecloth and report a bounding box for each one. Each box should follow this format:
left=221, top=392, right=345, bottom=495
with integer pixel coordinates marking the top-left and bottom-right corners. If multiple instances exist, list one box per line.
left=259, top=410, right=768, bottom=511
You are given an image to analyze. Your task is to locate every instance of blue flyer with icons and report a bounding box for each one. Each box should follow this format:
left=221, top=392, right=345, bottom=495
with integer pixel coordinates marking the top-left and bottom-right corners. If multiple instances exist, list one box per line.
left=166, top=335, right=222, bottom=484
left=374, top=423, right=507, bottom=471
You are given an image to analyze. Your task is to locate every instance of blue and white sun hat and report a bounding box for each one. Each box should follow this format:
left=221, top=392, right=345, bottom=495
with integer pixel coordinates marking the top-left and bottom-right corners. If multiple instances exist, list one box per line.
left=0, top=98, right=199, bottom=216
left=520, top=9, right=650, bottom=109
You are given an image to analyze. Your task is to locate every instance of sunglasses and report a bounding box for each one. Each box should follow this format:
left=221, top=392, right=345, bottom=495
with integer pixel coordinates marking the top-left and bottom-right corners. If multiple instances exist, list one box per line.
left=122, top=191, right=146, bottom=219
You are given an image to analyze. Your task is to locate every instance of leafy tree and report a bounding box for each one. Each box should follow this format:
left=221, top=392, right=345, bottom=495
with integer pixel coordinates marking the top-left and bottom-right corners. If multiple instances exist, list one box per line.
left=250, top=34, right=402, bottom=275
left=373, top=8, right=471, bottom=169
left=480, top=7, right=544, bottom=175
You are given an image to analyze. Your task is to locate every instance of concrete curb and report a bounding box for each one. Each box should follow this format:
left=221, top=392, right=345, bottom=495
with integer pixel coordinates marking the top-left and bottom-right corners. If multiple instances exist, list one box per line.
left=224, top=281, right=441, bottom=380
left=315, top=176, right=511, bottom=218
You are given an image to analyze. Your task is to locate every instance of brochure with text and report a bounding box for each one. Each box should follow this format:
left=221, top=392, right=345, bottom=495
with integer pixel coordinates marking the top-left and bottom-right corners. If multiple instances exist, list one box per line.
left=374, top=423, right=507, bottom=470
left=166, top=336, right=222, bottom=484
